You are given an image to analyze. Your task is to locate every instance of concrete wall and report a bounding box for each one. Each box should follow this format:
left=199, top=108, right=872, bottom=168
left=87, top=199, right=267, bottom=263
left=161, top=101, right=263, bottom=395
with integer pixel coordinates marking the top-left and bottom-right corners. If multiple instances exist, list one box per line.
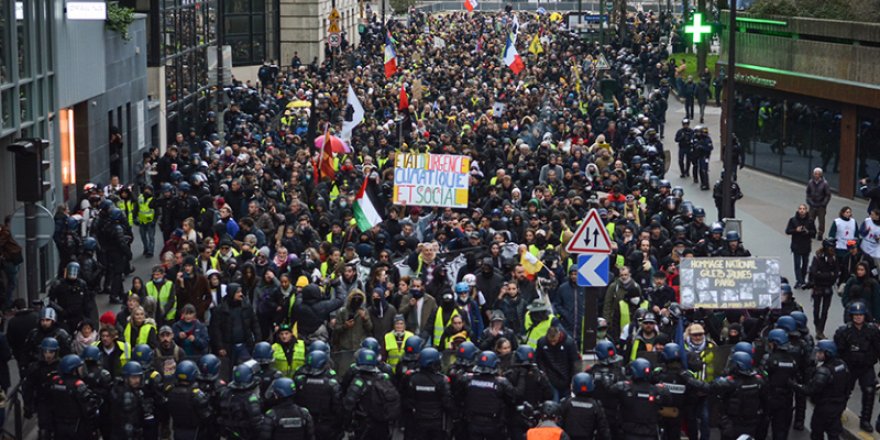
left=280, top=0, right=361, bottom=66
left=721, top=12, right=880, bottom=87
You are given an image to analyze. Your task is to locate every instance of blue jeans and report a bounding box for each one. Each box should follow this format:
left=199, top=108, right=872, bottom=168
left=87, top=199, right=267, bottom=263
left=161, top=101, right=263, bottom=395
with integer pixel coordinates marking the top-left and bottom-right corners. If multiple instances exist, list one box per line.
left=139, top=222, right=156, bottom=256
left=793, top=253, right=809, bottom=285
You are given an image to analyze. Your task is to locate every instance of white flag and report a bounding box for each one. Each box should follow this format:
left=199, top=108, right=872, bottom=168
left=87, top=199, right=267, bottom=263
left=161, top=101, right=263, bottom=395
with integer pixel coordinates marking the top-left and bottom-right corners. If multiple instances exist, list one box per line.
left=341, top=84, right=365, bottom=142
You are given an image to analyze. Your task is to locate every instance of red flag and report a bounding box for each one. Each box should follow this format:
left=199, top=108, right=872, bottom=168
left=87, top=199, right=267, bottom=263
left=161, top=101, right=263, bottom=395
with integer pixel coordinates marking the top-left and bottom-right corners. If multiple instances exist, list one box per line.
left=318, top=123, right=336, bottom=181
left=398, top=85, right=409, bottom=112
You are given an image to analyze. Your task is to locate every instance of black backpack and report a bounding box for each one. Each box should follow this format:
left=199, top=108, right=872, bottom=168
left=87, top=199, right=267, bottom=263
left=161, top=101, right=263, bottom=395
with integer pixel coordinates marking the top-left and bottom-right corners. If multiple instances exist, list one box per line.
left=364, top=375, right=400, bottom=422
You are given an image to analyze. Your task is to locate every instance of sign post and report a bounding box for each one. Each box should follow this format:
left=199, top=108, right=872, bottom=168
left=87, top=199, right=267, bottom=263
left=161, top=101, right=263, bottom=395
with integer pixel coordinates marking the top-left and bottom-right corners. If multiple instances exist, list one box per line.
left=567, top=208, right=613, bottom=353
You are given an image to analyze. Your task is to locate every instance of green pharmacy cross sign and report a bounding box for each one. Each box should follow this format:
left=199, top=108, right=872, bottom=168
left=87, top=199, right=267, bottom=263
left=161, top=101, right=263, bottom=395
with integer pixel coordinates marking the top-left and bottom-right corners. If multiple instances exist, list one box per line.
left=685, top=13, right=713, bottom=43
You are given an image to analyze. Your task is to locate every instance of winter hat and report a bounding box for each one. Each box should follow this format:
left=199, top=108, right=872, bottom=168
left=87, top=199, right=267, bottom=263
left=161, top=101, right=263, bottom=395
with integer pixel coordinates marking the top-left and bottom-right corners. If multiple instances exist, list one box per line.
left=99, top=311, right=116, bottom=327
left=296, top=276, right=309, bottom=288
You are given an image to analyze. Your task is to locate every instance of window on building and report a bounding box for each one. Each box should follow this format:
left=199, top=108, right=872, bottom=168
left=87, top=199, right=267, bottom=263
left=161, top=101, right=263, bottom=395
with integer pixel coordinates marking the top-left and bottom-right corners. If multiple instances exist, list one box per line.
left=856, top=112, right=880, bottom=192
left=224, top=0, right=266, bottom=65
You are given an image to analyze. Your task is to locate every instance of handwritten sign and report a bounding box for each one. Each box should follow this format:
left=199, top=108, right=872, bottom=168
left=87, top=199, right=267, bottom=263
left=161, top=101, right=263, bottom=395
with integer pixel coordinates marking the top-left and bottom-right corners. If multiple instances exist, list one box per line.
left=679, top=258, right=781, bottom=309
left=393, top=153, right=470, bottom=208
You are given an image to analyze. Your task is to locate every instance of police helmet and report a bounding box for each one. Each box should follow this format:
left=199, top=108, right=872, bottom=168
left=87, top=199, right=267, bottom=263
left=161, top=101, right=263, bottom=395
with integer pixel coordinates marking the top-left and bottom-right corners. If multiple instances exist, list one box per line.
left=474, top=351, right=500, bottom=373
left=710, top=223, right=724, bottom=234
left=780, top=283, right=793, bottom=295
left=197, top=354, right=221, bottom=380
left=361, top=337, right=381, bottom=353
left=66, top=262, right=80, bottom=279
left=98, top=199, right=114, bottom=211
left=595, top=340, right=619, bottom=362
left=660, top=343, right=682, bottom=363
left=790, top=311, right=808, bottom=328
left=177, top=360, right=199, bottom=382
left=659, top=180, right=672, bottom=189
left=733, top=341, right=754, bottom=356
left=767, top=328, right=789, bottom=347
left=109, top=208, right=125, bottom=222
left=632, top=155, right=643, bottom=164
left=694, top=207, right=706, bottom=218
left=822, top=238, right=835, bottom=248
left=848, top=301, right=868, bottom=316
left=40, top=307, right=57, bottom=322
left=730, top=351, right=753, bottom=374
left=419, top=347, right=442, bottom=369
left=682, top=118, right=690, bottom=125
left=456, top=341, right=479, bottom=363
left=725, top=230, right=741, bottom=242
left=629, top=358, right=652, bottom=380
left=268, top=377, right=296, bottom=400
left=59, top=354, right=84, bottom=375
left=83, top=237, right=98, bottom=252
left=122, top=361, right=145, bottom=378
left=673, top=225, right=687, bottom=236
left=539, top=401, right=562, bottom=420
left=169, top=171, right=183, bottom=182
left=40, top=337, right=60, bottom=352
left=306, top=350, right=329, bottom=370
left=514, top=345, right=536, bottom=364
left=178, top=182, right=191, bottom=192
left=816, top=339, right=838, bottom=358
left=356, top=348, right=380, bottom=372
left=308, top=340, right=330, bottom=354
left=253, top=341, right=273, bottom=364
left=133, top=344, right=153, bottom=365
left=81, top=345, right=101, bottom=363
left=572, top=372, right=595, bottom=396
left=404, top=335, right=424, bottom=356
left=775, top=315, right=797, bottom=333
left=671, top=187, right=684, bottom=198
left=67, top=217, right=80, bottom=230
left=232, top=363, right=257, bottom=388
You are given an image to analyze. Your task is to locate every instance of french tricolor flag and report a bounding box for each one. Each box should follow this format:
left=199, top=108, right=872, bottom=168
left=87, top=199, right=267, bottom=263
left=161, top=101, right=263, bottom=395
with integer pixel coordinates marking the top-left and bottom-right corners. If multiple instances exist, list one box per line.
left=464, top=0, right=478, bottom=11
left=384, top=31, right=398, bottom=78
left=503, top=33, right=524, bottom=74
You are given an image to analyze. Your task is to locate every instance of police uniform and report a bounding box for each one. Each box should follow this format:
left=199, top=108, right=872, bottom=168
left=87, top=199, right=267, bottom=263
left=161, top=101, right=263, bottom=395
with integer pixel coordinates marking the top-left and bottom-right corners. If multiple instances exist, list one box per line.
left=217, top=382, right=264, bottom=439
left=164, top=381, right=213, bottom=440
left=294, top=366, right=343, bottom=440
left=793, top=355, right=850, bottom=439
left=559, top=395, right=612, bottom=440
left=402, top=367, right=454, bottom=440
left=460, top=371, right=517, bottom=440
left=712, top=370, right=765, bottom=439
left=110, top=378, right=146, bottom=439
left=585, top=362, right=625, bottom=439
left=834, top=319, right=880, bottom=428
left=47, top=374, right=101, bottom=439
left=258, top=398, right=316, bottom=440
left=611, top=379, right=667, bottom=439
left=757, top=343, right=800, bottom=439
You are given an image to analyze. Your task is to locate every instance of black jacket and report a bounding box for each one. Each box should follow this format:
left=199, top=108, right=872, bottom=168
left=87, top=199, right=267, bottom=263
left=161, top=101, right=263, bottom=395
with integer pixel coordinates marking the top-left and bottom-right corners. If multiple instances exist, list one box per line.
left=535, top=333, right=580, bottom=392
left=785, top=213, right=816, bottom=255
left=292, top=284, right=344, bottom=337
left=209, top=297, right=261, bottom=353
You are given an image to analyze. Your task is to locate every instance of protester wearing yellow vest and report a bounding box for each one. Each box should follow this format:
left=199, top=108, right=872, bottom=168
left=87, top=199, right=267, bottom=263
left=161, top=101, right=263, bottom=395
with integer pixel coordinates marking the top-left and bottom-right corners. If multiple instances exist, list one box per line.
left=146, top=265, right=177, bottom=326
left=272, top=324, right=306, bottom=377
left=615, top=295, right=649, bottom=343
left=134, top=186, right=157, bottom=257
left=116, top=187, right=136, bottom=226
left=383, top=316, right=413, bottom=367
left=525, top=300, right=555, bottom=349
left=432, top=293, right=460, bottom=347
left=123, top=306, right=158, bottom=349
left=93, top=326, right=130, bottom=377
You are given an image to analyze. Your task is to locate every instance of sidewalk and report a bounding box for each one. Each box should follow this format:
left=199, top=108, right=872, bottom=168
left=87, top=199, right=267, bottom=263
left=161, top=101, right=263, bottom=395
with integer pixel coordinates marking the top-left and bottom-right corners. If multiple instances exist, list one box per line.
left=663, top=97, right=878, bottom=440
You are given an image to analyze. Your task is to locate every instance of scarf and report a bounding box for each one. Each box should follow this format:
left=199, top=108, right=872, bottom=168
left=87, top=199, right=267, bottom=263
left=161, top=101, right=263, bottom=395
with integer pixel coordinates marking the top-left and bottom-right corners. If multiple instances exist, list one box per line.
left=273, top=254, right=288, bottom=268
left=686, top=336, right=707, bottom=352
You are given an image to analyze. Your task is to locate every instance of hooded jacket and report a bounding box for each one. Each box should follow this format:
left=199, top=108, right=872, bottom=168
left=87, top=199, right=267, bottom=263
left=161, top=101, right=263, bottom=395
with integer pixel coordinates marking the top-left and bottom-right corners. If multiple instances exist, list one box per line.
left=292, top=284, right=343, bottom=337
left=333, top=289, right=373, bottom=351
left=209, top=287, right=261, bottom=353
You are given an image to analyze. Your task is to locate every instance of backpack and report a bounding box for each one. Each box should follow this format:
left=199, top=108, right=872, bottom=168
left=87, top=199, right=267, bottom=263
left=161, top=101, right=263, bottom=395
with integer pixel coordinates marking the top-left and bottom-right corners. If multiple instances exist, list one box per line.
left=364, top=375, right=400, bottom=422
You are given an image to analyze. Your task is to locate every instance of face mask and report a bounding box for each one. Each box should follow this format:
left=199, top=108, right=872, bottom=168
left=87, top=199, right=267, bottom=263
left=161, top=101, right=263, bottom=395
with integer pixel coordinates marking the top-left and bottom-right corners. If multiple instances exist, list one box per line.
left=630, top=297, right=642, bottom=305
left=154, top=277, right=164, bottom=283
left=457, top=296, right=469, bottom=305
left=340, top=201, right=348, bottom=208
left=411, top=289, right=424, bottom=299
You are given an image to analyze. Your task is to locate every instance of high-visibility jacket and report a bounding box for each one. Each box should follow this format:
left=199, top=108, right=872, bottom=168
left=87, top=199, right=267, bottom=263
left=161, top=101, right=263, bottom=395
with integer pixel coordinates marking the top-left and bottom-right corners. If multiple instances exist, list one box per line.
left=526, top=317, right=553, bottom=349
left=527, top=425, right=565, bottom=440
left=433, top=307, right=459, bottom=346
left=272, top=340, right=306, bottom=377
left=117, top=200, right=135, bottom=226
left=137, top=195, right=155, bottom=224
left=124, top=322, right=156, bottom=347
left=384, top=330, right=413, bottom=367
left=146, top=281, right=176, bottom=321
left=92, top=340, right=130, bottom=368
left=619, top=299, right=649, bottom=330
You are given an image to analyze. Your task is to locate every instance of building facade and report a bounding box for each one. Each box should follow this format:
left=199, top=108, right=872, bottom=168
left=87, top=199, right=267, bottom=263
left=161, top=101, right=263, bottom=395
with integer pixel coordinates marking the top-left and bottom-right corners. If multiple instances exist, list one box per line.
left=280, top=0, right=361, bottom=67
left=720, top=13, right=880, bottom=198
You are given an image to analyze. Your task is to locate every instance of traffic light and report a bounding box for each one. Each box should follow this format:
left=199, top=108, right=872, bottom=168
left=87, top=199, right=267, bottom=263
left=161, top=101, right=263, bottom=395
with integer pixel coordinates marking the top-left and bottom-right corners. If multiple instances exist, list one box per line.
left=6, top=138, right=51, bottom=202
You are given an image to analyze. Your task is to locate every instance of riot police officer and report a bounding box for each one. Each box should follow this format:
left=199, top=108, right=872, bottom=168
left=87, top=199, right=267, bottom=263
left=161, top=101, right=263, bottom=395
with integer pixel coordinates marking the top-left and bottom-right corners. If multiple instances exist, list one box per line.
left=24, top=307, right=72, bottom=366
left=110, top=361, right=147, bottom=439
left=560, top=373, right=612, bottom=440
left=294, top=349, right=343, bottom=440
left=196, top=352, right=227, bottom=429
left=757, top=329, right=799, bottom=440
left=164, top=360, right=213, bottom=440
left=779, top=314, right=812, bottom=431
left=81, top=345, right=114, bottom=440
left=48, top=262, right=92, bottom=333
left=47, top=354, right=101, bottom=439
left=342, top=348, right=401, bottom=440
left=253, top=341, right=283, bottom=398
left=217, top=363, right=264, bottom=439
left=653, top=343, right=706, bottom=440
left=341, top=337, right=396, bottom=391
left=460, top=351, right=517, bottom=440
left=448, top=341, right=479, bottom=440
left=258, top=378, right=316, bottom=440
left=692, top=125, right=713, bottom=190
left=132, top=344, right=164, bottom=440
left=23, top=337, right=61, bottom=439
left=611, top=357, right=667, bottom=439
left=585, top=340, right=625, bottom=439
left=394, top=335, right=423, bottom=386
left=401, top=347, right=453, bottom=440
left=506, top=345, right=554, bottom=439
left=712, top=351, right=765, bottom=440
left=527, top=401, right=570, bottom=440
left=674, top=118, right=694, bottom=178
left=792, top=340, right=851, bottom=438
left=833, top=301, right=880, bottom=432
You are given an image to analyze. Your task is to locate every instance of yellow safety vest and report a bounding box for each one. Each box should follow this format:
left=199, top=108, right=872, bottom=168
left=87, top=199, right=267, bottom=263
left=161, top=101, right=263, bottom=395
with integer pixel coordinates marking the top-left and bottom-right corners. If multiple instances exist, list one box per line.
left=526, top=318, right=553, bottom=349
left=384, top=331, right=413, bottom=367
left=272, top=340, right=306, bottom=377
left=433, top=307, right=459, bottom=346
left=91, top=340, right=130, bottom=366
left=137, top=195, right=155, bottom=224
left=124, top=322, right=156, bottom=347
left=146, top=281, right=176, bottom=321
left=117, top=200, right=135, bottom=226
left=619, top=299, right=649, bottom=330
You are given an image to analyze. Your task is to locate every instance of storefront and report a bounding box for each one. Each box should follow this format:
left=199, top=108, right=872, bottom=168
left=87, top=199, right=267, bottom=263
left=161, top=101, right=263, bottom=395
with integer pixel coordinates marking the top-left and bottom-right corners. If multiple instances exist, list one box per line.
left=720, top=63, right=880, bottom=198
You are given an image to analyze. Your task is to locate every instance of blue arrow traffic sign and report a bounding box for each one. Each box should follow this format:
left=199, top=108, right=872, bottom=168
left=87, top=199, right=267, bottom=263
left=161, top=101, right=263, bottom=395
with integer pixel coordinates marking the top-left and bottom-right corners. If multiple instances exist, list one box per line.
left=577, top=254, right=610, bottom=287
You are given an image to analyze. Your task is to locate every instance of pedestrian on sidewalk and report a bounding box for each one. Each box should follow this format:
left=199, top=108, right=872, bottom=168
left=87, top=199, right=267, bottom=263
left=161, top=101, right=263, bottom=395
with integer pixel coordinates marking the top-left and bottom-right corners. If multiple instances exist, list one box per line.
left=682, top=76, right=696, bottom=120
left=696, top=78, right=710, bottom=123
left=806, top=168, right=832, bottom=241
left=786, top=204, right=817, bottom=289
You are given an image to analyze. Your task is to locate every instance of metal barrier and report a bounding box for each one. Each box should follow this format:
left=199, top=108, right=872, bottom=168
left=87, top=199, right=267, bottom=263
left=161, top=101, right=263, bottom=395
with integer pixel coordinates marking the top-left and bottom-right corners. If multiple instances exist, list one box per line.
left=3, top=381, right=26, bottom=440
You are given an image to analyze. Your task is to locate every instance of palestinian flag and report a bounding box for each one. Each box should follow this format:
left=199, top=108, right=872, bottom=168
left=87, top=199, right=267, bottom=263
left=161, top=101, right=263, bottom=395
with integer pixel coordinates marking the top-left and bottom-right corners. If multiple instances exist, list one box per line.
left=354, top=175, right=382, bottom=232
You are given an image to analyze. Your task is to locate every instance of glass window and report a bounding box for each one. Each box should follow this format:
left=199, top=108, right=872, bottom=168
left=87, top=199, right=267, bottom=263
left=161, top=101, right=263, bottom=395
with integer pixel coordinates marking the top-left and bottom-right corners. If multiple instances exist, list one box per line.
left=226, top=15, right=250, bottom=35
left=0, top=0, right=8, bottom=84
left=1, top=89, right=12, bottom=128
left=856, top=113, right=880, bottom=191
left=19, top=82, right=31, bottom=122
left=17, top=2, right=29, bottom=78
